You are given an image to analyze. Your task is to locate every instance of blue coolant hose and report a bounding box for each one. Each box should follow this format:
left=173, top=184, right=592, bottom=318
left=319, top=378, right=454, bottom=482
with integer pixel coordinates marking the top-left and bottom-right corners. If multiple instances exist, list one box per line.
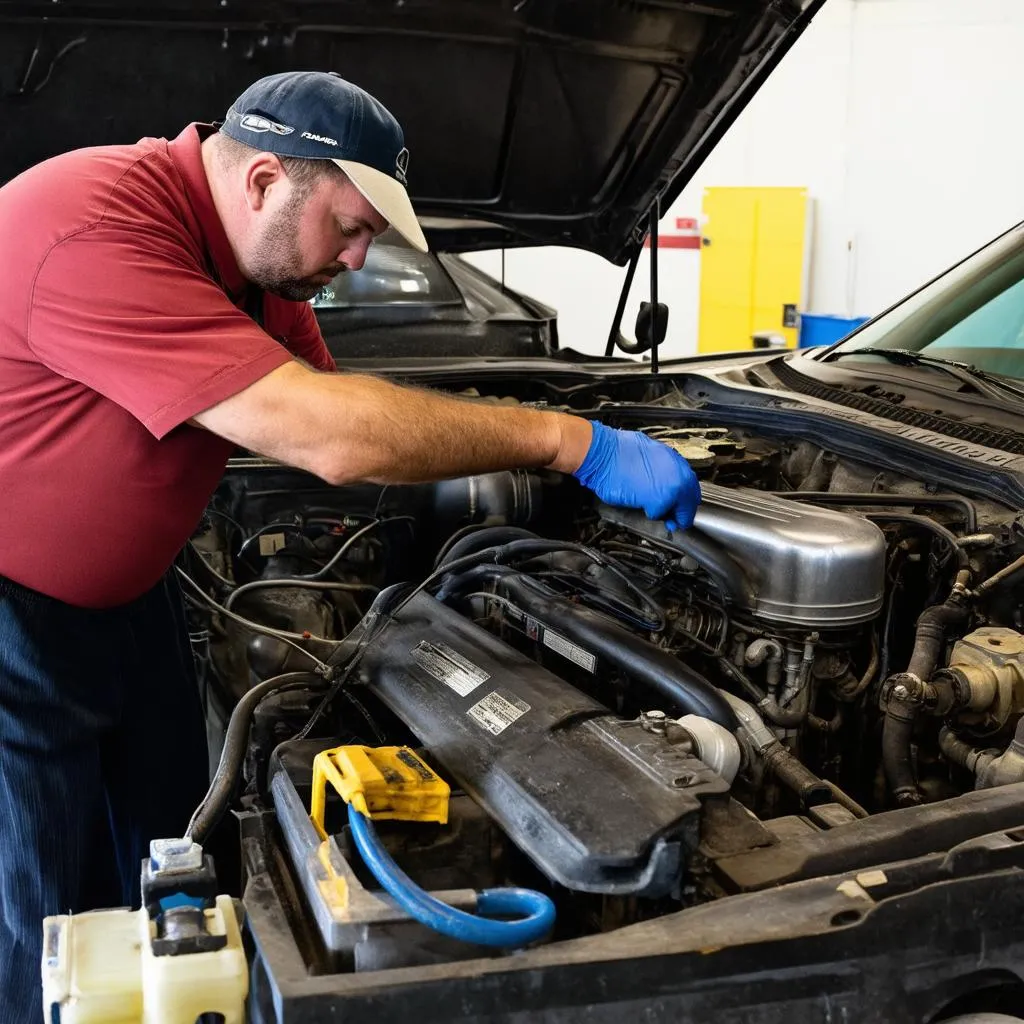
left=347, top=805, right=555, bottom=948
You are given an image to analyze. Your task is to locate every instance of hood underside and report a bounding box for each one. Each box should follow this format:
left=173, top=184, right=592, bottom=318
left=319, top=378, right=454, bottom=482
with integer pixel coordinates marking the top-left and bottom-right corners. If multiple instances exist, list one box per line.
left=0, top=0, right=817, bottom=263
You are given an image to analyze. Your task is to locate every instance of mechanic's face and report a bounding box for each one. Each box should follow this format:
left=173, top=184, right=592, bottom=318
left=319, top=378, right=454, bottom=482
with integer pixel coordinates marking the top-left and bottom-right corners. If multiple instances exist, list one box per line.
left=240, top=165, right=388, bottom=301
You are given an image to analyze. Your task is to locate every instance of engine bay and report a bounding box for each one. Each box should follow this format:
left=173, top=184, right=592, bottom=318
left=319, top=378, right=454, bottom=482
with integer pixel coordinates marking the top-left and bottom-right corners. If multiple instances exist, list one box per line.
left=182, top=397, right=1024, bottom=971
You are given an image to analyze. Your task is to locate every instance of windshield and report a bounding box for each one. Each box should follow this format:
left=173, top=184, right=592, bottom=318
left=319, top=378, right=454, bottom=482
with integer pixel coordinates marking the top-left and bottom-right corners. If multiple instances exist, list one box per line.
left=830, top=223, right=1024, bottom=380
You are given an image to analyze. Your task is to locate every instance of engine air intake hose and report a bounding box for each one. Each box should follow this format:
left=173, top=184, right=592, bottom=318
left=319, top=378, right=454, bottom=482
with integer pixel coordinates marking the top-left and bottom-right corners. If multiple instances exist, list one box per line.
left=347, top=805, right=555, bottom=948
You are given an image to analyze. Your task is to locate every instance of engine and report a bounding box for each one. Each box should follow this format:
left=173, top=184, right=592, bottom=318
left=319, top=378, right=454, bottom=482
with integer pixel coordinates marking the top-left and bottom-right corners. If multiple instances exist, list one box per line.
left=183, top=421, right=1024, bottom=965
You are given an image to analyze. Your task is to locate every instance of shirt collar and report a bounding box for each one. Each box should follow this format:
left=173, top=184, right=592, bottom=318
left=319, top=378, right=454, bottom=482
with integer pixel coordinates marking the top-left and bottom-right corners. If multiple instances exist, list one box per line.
left=167, top=123, right=247, bottom=300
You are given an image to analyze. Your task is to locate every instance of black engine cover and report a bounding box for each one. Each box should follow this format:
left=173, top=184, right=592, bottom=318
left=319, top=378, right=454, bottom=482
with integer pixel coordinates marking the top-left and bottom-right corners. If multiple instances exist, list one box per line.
left=357, top=593, right=728, bottom=896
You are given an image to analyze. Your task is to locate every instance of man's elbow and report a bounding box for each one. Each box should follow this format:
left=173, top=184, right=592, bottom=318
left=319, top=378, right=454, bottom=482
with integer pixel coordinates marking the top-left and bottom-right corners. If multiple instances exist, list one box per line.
left=305, top=446, right=374, bottom=488
left=303, top=450, right=349, bottom=487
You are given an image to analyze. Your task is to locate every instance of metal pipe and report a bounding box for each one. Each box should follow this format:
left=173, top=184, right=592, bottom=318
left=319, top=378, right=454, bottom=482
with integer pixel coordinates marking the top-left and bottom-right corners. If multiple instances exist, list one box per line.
left=769, top=491, right=978, bottom=533
left=972, top=552, right=1024, bottom=599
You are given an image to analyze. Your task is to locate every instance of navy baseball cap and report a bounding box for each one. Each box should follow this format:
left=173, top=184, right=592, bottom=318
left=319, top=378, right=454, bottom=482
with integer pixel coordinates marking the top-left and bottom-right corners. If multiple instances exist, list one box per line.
left=220, top=71, right=427, bottom=252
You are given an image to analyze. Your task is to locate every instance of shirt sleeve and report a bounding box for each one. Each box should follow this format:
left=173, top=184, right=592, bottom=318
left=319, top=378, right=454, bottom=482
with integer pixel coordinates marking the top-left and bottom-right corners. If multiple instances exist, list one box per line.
left=27, top=225, right=296, bottom=440
left=285, top=301, right=336, bottom=373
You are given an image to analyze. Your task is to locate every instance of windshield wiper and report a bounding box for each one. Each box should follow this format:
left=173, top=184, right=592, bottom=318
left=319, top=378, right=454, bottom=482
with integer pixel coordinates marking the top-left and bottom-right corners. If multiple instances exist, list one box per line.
left=825, top=346, right=1024, bottom=402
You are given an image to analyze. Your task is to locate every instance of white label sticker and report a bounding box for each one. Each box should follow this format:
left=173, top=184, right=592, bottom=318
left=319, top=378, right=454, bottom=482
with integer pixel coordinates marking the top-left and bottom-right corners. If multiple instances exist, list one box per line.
left=542, top=627, right=597, bottom=673
left=411, top=641, right=490, bottom=697
left=506, top=603, right=597, bottom=675
left=467, top=691, right=530, bottom=735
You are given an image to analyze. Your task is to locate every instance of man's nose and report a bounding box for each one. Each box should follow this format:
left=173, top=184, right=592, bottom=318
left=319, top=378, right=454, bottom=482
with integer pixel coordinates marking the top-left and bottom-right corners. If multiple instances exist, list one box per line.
left=338, top=238, right=371, bottom=272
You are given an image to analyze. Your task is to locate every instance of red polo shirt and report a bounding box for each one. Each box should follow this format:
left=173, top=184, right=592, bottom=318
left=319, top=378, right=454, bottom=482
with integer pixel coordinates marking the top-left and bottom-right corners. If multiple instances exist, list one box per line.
left=0, top=124, right=336, bottom=608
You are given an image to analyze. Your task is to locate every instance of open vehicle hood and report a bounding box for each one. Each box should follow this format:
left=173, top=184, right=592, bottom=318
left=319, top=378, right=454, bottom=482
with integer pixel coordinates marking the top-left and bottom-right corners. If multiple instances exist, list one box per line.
left=0, top=0, right=820, bottom=263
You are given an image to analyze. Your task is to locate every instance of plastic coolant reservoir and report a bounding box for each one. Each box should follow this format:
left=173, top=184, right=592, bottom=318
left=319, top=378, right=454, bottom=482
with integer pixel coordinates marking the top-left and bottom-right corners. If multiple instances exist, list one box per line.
left=41, top=895, right=247, bottom=1024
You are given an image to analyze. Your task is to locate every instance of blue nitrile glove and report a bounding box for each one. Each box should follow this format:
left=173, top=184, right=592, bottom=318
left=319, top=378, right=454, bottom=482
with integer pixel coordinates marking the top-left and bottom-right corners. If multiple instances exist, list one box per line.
left=572, top=422, right=702, bottom=530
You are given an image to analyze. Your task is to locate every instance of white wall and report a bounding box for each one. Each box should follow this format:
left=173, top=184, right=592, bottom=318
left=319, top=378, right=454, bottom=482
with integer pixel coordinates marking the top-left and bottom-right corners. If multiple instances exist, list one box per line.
left=466, top=0, right=1024, bottom=358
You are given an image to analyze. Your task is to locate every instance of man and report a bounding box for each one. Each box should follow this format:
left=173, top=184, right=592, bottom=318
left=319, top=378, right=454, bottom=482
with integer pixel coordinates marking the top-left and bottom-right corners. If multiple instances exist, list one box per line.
left=0, top=71, right=700, bottom=1018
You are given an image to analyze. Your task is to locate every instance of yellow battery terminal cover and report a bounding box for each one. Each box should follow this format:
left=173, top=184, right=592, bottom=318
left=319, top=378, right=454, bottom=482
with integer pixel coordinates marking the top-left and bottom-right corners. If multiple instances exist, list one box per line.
left=310, top=745, right=450, bottom=837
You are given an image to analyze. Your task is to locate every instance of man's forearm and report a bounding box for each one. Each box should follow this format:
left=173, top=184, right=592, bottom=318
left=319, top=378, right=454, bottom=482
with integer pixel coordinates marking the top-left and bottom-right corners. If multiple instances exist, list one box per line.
left=316, top=371, right=593, bottom=483
left=192, top=361, right=593, bottom=485
left=193, top=359, right=701, bottom=530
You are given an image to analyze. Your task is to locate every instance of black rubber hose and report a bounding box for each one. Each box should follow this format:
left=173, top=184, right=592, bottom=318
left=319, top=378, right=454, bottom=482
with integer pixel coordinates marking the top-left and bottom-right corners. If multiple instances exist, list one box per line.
left=882, top=701, right=920, bottom=808
left=881, top=598, right=971, bottom=808
left=863, top=511, right=970, bottom=572
left=435, top=526, right=538, bottom=569
left=761, top=742, right=833, bottom=807
left=770, top=492, right=978, bottom=533
left=448, top=569, right=736, bottom=730
left=906, top=600, right=971, bottom=680
left=186, top=671, right=325, bottom=845
left=434, top=562, right=521, bottom=603
left=438, top=537, right=666, bottom=631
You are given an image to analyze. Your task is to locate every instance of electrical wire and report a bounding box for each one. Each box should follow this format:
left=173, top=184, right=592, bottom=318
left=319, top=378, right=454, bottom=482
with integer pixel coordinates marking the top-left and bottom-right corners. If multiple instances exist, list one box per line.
left=526, top=569, right=663, bottom=631
left=292, top=643, right=372, bottom=741
left=237, top=522, right=309, bottom=562
left=297, top=516, right=417, bottom=582
left=186, top=540, right=235, bottom=590
left=203, top=506, right=246, bottom=538
left=175, top=568, right=337, bottom=672
left=462, top=591, right=528, bottom=617
left=290, top=583, right=414, bottom=741
left=372, top=485, right=391, bottom=518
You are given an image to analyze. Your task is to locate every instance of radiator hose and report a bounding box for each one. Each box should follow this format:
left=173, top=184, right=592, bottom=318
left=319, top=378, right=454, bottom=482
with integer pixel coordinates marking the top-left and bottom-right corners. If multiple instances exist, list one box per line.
left=881, top=578, right=971, bottom=807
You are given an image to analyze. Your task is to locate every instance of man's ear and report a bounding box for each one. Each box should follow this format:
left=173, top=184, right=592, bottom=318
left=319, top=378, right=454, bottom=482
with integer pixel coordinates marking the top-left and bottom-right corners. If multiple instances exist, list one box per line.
left=242, top=153, right=285, bottom=212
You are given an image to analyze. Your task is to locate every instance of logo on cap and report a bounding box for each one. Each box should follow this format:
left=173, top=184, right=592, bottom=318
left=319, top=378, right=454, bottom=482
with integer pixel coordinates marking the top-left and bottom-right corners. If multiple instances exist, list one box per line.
left=301, top=131, right=338, bottom=147
left=238, top=113, right=295, bottom=136
left=395, top=147, right=410, bottom=185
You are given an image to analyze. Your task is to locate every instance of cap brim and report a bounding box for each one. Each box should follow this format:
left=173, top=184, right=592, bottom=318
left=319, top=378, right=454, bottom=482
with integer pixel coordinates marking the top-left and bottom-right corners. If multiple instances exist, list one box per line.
left=333, top=159, right=428, bottom=253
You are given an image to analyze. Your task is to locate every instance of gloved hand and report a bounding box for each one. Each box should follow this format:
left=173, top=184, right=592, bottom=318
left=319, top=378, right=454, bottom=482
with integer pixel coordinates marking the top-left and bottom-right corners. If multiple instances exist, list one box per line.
left=572, top=421, right=701, bottom=530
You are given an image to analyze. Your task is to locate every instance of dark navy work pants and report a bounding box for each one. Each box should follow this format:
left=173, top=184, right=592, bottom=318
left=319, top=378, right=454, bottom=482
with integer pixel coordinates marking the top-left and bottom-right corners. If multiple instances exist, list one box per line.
left=0, top=571, right=209, bottom=1023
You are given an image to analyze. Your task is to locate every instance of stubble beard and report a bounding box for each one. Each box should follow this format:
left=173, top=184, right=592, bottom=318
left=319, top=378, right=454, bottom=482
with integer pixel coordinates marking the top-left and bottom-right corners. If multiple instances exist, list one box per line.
left=241, top=191, right=344, bottom=301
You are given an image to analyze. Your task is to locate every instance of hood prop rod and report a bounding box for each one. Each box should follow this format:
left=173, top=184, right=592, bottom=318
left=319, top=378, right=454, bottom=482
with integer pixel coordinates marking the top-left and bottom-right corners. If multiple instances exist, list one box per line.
left=649, top=199, right=660, bottom=375
left=602, top=201, right=663, bottom=370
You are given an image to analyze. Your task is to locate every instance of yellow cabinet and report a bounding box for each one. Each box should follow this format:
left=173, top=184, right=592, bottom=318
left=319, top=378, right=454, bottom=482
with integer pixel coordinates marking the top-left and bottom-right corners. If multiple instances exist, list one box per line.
left=698, top=186, right=810, bottom=353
